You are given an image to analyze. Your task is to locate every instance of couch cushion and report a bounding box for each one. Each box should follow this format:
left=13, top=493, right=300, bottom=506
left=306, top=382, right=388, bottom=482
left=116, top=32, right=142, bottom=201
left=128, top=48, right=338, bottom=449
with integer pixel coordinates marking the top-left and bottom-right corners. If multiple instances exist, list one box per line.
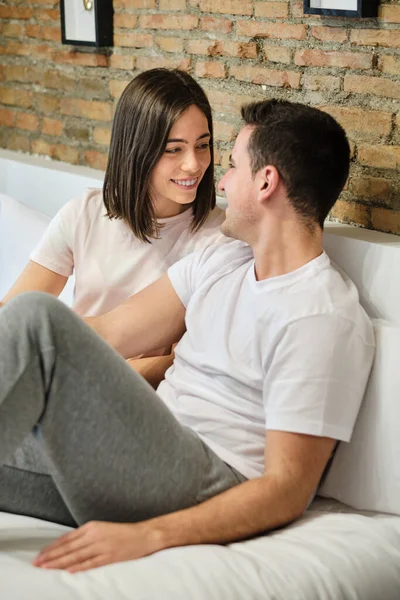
left=0, top=194, right=74, bottom=305
left=319, top=319, right=400, bottom=515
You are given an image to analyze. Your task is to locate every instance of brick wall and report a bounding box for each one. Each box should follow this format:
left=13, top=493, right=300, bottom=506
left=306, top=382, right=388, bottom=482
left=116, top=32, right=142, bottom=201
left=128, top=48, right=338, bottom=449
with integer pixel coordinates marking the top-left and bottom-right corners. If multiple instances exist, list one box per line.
left=0, top=0, right=399, bottom=234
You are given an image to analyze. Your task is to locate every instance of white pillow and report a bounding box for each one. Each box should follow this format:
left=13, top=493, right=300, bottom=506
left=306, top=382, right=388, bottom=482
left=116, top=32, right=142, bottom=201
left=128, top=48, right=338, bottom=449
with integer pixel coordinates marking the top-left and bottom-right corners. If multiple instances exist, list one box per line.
left=319, top=320, right=400, bottom=515
left=0, top=194, right=74, bottom=305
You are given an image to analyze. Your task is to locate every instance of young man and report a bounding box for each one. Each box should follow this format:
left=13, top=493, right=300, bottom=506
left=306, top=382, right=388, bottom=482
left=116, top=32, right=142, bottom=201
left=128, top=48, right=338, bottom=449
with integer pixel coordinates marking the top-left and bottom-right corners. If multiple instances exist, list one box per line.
left=0, top=100, right=374, bottom=573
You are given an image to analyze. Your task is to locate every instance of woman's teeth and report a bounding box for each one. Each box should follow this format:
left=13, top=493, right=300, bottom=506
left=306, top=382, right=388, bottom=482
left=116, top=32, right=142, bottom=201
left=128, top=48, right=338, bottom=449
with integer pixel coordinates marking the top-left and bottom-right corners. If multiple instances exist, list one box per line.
left=172, top=178, right=198, bottom=187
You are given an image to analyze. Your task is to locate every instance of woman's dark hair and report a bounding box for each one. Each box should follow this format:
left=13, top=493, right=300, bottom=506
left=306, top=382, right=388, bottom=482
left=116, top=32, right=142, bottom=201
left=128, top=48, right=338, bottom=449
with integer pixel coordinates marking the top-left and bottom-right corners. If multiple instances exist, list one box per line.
left=241, top=100, right=350, bottom=229
left=103, top=68, right=216, bottom=242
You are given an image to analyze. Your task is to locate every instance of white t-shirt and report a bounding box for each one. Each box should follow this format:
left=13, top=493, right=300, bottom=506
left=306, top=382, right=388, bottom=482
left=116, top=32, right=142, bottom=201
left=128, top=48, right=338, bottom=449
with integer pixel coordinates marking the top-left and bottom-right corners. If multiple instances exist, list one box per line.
left=30, top=189, right=227, bottom=316
left=158, top=241, right=375, bottom=480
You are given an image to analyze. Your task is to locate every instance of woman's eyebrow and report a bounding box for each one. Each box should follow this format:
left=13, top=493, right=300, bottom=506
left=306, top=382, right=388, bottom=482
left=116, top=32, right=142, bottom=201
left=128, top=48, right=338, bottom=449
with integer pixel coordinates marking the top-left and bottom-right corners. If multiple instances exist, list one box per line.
left=166, top=133, right=211, bottom=144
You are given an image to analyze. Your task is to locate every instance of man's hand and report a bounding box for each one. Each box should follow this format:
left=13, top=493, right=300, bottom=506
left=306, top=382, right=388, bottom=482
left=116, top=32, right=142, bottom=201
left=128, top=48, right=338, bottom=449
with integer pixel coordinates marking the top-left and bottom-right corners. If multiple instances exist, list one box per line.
left=33, top=520, right=165, bottom=573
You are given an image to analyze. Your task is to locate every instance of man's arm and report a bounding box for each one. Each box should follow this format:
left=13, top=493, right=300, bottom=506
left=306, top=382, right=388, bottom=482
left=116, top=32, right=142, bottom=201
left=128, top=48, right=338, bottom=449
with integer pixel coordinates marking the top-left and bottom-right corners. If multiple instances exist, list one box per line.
left=85, top=273, right=186, bottom=359
left=34, top=431, right=336, bottom=572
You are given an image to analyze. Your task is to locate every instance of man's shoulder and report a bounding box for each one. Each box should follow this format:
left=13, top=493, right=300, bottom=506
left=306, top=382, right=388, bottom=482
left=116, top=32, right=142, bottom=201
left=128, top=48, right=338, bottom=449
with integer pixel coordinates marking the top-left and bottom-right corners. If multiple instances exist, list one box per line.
left=196, top=238, right=253, bottom=272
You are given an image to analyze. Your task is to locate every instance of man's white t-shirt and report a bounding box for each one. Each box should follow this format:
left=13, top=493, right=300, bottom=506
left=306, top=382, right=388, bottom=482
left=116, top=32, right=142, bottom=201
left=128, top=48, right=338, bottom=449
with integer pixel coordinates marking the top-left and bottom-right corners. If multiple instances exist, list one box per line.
left=158, top=241, right=375, bottom=480
left=30, top=189, right=226, bottom=316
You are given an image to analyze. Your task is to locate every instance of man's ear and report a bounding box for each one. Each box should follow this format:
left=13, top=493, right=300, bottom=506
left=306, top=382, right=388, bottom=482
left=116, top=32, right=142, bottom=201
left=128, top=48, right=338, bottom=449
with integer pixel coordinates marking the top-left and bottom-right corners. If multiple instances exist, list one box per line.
left=257, top=165, right=280, bottom=204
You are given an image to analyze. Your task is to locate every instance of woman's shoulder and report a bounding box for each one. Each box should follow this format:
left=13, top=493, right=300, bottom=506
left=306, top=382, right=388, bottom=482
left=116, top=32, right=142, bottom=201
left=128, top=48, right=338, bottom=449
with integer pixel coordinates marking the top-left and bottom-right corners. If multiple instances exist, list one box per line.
left=58, top=188, right=104, bottom=225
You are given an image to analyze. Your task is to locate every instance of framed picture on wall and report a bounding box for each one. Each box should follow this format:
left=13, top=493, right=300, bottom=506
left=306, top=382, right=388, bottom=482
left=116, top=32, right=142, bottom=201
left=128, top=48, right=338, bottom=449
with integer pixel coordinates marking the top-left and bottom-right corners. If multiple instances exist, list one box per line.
left=60, top=0, right=113, bottom=47
left=304, top=0, right=379, bottom=17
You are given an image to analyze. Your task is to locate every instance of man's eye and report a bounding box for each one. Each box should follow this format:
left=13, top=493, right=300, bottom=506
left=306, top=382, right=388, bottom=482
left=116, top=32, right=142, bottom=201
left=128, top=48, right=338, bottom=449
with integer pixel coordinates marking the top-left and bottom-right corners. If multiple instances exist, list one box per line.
left=229, top=163, right=235, bottom=169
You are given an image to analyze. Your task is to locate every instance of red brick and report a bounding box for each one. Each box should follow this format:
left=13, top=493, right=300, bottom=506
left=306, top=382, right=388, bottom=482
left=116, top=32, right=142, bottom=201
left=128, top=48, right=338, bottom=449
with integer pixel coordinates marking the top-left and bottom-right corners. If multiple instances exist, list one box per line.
left=303, top=74, right=341, bottom=92
left=0, top=6, right=33, bottom=18
left=254, top=2, right=289, bottom=18
left=214, top=121, right=236, bottom=141
left=31, top=140, right=80, bottom=164
left=60, top=99, right=112, bottom=121
left=114, top=33, right=153, bottom=47
left=350, top=29, right=400, bottom=49
left=329, top=200, right=369, bottom=228
left=140, top=14, right=198, bottom=30
left=136, top=56, right=191, bottom=71
left=378, top=5, right=400, bottom=23
left=26, top=24, right=61, bottom=42
left=378, top=55, right=400, bottom=76
left=93, top=127, right=112, bottom=146
left=15, top=112, right=39, bottom=131
left=310, top=26, right=348, bottom=43
left=187, top=39, right=257, bottom=58
left=34, top=93, right=60, bottom=114
left=350, top=176, right=392, bottom=204
left=42, top=117, right=63, bottom=136
left=155, top=37, right=185, bottom=53
left=0, top=87, right=32, bottom=108
left=237, top=21, right=306, bottom=40
left=319, top=106, right=392, bottom=138
left=0, top=107, right=15, bottom=127
left=0, top=22, right=25, bottom=38
left=110, top=54, right=136, bottom=69
left=358, top=145, right=400, bottom=169
left=230, top=65, right=301, bottom=88
left=114, top=14, right=138, bottom=29
left=200, top=17, right=233, bottom=34
left=295, top=49, right=371, bottom=69
left=196, top=0, right=253, bottom=14
left=54, top=50, right=109, bottom=67
left=344, top=75, right=400, bottom=100
left=160, top=0, right=186, bottom=8
left=5, top=131, right=31, bottom=154
left=263, top=45, right=291, bottom=64
left=84, top=150, right=108, bottom=171
left=0, top=41, right=32, bottom=57
left=195, top=61, right=226, bottom=78
left=3, top=65, right=30, bottom=82
left=109, top=79, right=130, bottom=99
left=39, top=8, right=60, bottom=21
left=114, top=0, right=156, bottom=6
left=371, top=207, right=400, bottom=234
left=206, top=88, right=259, bottom=117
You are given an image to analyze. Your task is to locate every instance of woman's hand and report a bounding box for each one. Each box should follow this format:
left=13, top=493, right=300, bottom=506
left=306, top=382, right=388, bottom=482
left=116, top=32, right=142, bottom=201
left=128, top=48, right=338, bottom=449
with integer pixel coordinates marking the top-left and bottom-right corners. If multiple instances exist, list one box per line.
left=33, top=520, right=165, bottom=573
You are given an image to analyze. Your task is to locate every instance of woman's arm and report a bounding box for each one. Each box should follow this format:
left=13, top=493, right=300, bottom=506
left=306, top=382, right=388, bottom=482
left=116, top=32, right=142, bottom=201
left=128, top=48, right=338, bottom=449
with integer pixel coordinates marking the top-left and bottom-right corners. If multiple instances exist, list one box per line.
left=127, top=351, right=175, bottom=389
left=1, top=260, right=68, bottom=303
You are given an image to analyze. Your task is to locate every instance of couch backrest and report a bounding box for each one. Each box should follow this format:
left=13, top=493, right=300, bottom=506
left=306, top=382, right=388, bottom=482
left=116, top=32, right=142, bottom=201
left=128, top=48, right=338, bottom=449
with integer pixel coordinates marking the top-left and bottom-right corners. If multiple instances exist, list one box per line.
left=320, top=224, right=400, bottom=515
left=0, top=194, right=75, bottom=305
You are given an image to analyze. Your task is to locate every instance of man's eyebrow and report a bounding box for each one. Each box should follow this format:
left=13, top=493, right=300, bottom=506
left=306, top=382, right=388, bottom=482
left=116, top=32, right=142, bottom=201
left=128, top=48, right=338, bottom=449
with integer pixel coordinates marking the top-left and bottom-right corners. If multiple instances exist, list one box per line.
left=166, top=133, right=211, bottom=144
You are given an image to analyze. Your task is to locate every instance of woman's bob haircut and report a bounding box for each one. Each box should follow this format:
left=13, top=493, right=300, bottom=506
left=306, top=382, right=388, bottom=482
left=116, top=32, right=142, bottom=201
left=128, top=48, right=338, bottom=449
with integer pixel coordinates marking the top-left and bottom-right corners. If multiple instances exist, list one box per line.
left=103, top=68, right=216, bottom=242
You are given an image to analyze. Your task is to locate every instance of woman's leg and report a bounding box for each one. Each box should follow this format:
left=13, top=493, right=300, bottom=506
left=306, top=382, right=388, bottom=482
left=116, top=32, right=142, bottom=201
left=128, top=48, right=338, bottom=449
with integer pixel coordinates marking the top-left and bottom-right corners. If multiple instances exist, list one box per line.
left=0, top=293, right=244, bottom=525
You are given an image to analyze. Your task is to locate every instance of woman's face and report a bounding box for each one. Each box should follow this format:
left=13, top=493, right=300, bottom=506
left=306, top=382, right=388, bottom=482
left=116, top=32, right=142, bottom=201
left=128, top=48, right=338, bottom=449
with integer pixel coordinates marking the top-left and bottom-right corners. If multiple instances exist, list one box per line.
left=149, top=105, right=211, bottom=219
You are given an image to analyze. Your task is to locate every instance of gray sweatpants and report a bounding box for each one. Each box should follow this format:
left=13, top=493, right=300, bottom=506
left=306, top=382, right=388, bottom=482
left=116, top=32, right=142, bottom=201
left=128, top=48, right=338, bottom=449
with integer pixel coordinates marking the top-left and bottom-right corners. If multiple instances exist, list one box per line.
left=0, top=292, right=245, bottom=527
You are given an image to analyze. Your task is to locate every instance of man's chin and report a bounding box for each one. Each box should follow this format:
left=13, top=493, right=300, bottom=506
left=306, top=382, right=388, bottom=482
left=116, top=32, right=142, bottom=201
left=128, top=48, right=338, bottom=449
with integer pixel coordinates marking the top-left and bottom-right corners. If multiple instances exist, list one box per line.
left=220, top=220, right=237, bottom=240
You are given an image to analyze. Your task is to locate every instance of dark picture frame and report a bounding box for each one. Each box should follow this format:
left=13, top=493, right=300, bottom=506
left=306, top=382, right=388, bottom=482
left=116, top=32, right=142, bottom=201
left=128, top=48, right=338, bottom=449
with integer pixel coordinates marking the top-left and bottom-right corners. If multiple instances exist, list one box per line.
left=304, top=0, right=379, bottom=17
left=60, top=0, right=113, bottom=47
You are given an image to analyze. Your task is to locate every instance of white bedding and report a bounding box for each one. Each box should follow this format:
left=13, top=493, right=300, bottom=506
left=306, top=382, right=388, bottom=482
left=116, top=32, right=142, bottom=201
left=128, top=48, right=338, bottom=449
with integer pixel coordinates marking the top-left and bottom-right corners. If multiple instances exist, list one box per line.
left=1, top=499, right=399, bottom=600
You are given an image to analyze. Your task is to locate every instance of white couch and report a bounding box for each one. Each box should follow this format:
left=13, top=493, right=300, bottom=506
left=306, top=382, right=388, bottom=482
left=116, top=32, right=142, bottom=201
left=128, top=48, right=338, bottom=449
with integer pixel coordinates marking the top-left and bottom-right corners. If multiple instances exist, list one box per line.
left=0, top=154, right=399, bottom=599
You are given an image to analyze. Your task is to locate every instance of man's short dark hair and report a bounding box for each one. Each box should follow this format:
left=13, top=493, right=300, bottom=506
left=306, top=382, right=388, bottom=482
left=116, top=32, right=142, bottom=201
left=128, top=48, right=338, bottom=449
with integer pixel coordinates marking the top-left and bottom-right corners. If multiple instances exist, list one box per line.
left=241, top=100, right=350, bottom=229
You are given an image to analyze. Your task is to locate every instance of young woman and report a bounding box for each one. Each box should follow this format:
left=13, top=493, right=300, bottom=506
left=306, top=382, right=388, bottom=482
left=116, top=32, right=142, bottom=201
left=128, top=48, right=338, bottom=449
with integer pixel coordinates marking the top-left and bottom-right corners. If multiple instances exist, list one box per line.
left=0, top=69, right=226, bottom=523
left=2, top=69, right=225, bottom=322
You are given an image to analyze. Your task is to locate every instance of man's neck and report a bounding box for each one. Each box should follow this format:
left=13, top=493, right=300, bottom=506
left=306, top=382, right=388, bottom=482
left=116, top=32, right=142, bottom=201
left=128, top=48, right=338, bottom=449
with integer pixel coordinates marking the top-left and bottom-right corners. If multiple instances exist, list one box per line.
left=251, top=219, right=323, bottom=282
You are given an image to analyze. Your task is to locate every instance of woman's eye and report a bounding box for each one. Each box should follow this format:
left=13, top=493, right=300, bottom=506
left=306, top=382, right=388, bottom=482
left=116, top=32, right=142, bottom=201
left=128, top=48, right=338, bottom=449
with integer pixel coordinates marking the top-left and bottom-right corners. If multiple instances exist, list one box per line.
left=197, top=143, right=210, bottom=150
left=165, top=148, right=181, bottom=154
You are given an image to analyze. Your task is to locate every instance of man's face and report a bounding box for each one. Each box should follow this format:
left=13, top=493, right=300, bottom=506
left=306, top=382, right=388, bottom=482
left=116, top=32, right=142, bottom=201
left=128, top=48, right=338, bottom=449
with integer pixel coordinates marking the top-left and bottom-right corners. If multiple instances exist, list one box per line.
left=218, top=126, right=259, bottom=242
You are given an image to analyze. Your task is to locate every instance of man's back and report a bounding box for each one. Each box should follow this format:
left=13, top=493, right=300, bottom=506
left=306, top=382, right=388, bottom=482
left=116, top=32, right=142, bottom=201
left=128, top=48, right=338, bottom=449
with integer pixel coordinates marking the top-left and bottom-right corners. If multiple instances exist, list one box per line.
left=158, top=241, right=375, bottom=479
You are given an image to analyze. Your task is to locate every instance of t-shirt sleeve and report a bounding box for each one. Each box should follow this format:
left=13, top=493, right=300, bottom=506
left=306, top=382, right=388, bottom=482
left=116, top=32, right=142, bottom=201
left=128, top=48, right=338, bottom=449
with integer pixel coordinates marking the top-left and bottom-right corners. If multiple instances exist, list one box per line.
left=29, top=199, right=77, bottom=277
left=167, top=245, right=216, bottom=307
left=263, top=314, right=375, bottom=442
